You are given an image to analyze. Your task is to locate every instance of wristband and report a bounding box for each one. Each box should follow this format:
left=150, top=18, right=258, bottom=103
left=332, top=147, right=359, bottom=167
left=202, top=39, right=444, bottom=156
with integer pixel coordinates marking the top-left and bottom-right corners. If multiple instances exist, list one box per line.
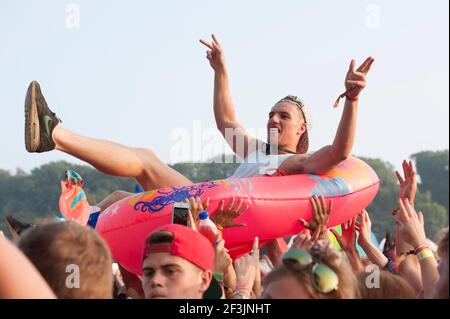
left=333, top=91, right=359, bottom=108
left=414, top=244, right=429, bottom=255
left=235, top=284, right=250, bottom=291
left=416, top=248, right=434, bottom=262
left=346, top=95, right=359, bottom=101
left=232, top=289, right=252, bottom=299
left=213, top=273, right=224, bottom=281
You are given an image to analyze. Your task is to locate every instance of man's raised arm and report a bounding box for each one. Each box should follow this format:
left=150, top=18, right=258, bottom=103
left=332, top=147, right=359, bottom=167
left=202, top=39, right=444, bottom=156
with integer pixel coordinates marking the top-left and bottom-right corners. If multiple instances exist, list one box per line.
left=200, top=35, right=260, bottom=159
left=279, top=57, right=375, bottom=175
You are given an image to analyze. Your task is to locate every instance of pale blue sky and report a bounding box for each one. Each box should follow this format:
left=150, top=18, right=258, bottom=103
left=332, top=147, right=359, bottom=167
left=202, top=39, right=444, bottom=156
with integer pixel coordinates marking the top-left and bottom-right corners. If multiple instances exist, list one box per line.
left=0, top=0, right=448, bottom=173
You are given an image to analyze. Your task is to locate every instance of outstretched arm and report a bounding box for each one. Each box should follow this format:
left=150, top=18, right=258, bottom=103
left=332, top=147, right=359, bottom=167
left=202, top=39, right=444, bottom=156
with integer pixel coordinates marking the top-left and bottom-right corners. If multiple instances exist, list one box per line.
left=0, top=237, right=56, bottom=298
left=200, top=35, right=261, bottom=159
left=279, top=57, right=374, bottom=175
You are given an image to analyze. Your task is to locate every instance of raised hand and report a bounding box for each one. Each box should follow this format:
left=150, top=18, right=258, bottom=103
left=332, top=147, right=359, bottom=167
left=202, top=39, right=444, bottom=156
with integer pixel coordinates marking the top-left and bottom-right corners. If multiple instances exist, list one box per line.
left=330, top=216, right=358, bottom=253
left=291, top=226, right=323, bottom=251
left=395, top=160, right=417, bottom=204
left=334, top=57, right=374, bottom=107
left=210, top=198, right=248, bottom=229
left=396, top=198, right=427, bottom=248
left=184, top=196, right=210, bottom=224
left=200, top=34, right=226, bottom=72
left=330, top=216, right=363, bottom=272
left=214, top=239, right=232, bottom=276
left=300, top=195, right=332, bottom=234
left=233, top=237, right=259, bottom=299
left=355, top=209, right=372, bottom=246
left=344, top=57, right=374, bottom=100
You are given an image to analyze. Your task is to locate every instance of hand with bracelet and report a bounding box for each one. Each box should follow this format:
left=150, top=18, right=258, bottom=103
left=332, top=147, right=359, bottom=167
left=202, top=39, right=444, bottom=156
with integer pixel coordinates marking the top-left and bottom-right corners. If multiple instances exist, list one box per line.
left=397, top=198, right=438, bottom=298
left=231, top=237, right=259, bottom=299
left=393, top=160, right=423, bottom=293
left=334, top=57, right=374, bottom=107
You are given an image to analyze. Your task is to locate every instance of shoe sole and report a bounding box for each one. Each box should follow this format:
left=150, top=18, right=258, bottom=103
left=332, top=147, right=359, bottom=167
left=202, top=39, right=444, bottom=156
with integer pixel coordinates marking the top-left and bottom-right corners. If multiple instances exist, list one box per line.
left=25, top=81, right=40, bottom=152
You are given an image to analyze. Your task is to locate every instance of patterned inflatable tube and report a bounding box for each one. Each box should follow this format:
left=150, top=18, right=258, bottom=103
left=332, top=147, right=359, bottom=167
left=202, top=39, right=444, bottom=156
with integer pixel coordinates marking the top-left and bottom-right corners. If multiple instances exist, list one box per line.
left=97, top=156, right=379, bottom=275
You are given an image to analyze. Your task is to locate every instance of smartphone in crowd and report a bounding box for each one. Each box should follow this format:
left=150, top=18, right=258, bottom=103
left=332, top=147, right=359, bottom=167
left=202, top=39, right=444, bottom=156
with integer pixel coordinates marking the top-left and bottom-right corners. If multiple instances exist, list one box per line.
left=172, top=202, right=190, bottom=226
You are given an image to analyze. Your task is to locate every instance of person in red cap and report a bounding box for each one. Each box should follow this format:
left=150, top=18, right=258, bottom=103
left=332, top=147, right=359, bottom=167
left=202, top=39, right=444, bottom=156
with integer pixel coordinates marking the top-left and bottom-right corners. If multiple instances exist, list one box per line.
left=141, top=224, right=218, bottom=299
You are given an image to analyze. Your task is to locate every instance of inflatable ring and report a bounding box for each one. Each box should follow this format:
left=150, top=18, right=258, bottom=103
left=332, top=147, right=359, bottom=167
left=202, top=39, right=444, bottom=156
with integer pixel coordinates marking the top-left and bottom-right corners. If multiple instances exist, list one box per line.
left=97, top=156, right=379, bottom=274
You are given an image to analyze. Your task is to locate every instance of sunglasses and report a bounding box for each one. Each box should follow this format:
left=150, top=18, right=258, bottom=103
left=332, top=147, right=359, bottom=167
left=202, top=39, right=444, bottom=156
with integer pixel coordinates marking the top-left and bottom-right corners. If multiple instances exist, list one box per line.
left=279, top=95, right=309, bottom=124
left=282, top=95, right=305, bottom=109
left=282, top=249, right=339, bottom=294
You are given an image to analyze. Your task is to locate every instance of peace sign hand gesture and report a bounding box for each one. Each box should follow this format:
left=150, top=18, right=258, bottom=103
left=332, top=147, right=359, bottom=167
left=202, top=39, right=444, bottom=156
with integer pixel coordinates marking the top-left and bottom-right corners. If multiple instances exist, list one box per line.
left=334, top=57, right=374, bottom=107
left=344, top=57, right=374, bottom=100
left=200, top=34, right=226, bottom=72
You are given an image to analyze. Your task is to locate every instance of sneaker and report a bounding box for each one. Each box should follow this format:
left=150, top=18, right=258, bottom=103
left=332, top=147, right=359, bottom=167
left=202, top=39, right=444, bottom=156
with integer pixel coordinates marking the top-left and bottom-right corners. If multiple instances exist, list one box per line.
left=24, top=80, right=62, bottom=153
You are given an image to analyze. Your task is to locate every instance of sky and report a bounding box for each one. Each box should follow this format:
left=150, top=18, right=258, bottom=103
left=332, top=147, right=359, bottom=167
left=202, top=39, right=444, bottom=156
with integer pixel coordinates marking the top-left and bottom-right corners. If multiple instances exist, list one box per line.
left=0, top=0, right=448, bottom=173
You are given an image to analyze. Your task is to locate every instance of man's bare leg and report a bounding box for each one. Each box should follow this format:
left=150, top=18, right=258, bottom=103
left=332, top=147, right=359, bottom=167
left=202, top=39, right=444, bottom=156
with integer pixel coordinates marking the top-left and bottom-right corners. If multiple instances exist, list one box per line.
left=52, top=125, right=192, bottom=191
left=25, top=81, right=192, bottom=191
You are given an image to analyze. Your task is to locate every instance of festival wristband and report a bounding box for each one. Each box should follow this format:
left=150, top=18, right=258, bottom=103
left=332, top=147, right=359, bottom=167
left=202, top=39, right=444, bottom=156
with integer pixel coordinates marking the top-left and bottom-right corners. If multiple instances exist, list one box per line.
left=414, top=244, right=429, bottom=255
left=333, top=90, right=359, bottom=108
left=235, top=284, right=250, bottom=291
left=345, top=94, right=359, bottom=101
left=416, top=248, right=434, bottom=262
left=232, top=289, right=252, bottom=299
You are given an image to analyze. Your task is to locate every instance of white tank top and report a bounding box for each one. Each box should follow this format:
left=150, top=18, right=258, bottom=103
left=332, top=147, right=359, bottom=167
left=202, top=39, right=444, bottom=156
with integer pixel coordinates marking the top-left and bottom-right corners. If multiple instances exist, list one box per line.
left=231, top=148, right=294, bottom=178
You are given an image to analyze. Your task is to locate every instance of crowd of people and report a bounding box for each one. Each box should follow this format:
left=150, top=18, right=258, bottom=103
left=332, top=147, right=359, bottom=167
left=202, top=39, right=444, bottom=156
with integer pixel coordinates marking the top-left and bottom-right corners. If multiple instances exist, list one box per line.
left=1, top=164, right=448, bottom=299
left=0, top=35, right=447, bottom=299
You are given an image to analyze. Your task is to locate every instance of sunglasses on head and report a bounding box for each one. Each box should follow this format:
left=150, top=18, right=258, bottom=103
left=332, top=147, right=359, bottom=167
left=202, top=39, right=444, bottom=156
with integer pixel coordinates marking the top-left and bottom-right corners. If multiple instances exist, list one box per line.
left=282, top=95, right=305, bottom=109
left=282, top=248, right=339, bottom=294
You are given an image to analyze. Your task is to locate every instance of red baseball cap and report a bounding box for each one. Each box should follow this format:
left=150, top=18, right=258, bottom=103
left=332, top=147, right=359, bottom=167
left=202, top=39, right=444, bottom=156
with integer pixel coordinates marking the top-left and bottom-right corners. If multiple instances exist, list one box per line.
left=143, top=224, right=214, bottom=272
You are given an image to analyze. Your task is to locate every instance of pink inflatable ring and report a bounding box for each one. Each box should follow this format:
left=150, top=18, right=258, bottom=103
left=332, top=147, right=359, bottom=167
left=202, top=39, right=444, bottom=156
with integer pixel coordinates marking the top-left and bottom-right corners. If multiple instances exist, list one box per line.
left=97, top=156, right=379, bottom=275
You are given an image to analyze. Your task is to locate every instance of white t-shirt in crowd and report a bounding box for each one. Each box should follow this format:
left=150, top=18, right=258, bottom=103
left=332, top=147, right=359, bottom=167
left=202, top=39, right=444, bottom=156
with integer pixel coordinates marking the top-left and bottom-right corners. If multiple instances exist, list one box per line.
left=231, top=147, right=295, bottom=178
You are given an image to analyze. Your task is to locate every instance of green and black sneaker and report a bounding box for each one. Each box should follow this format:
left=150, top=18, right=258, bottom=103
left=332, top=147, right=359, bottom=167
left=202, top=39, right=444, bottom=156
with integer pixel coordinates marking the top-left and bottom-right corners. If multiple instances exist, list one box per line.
left=24, top=81, right=62, bottom=153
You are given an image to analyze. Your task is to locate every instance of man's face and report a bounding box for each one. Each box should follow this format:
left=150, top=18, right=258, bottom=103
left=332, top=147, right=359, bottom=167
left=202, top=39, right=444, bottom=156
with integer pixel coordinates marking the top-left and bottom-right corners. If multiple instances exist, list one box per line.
left=142, top=252, right=209, bottom=299
left=433, top=255, right=449, bottom=299
left=267, top=102, right=306, bottom=150
left=262, top=275, right=311, bottom=299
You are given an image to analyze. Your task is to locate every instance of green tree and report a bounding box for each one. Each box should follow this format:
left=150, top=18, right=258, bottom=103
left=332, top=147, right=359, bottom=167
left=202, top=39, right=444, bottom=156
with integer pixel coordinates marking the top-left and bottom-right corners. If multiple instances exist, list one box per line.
left=412, top=150, right=449, bottom=219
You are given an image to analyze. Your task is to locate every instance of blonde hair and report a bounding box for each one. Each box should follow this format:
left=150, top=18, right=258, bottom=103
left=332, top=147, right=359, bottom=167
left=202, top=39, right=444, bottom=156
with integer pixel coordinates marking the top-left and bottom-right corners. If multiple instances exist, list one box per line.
left=263, top=240, right=360, bottom=299
left=18, top=221, right=113, bottom=299
left=357, top=270, right=416, bottom=299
